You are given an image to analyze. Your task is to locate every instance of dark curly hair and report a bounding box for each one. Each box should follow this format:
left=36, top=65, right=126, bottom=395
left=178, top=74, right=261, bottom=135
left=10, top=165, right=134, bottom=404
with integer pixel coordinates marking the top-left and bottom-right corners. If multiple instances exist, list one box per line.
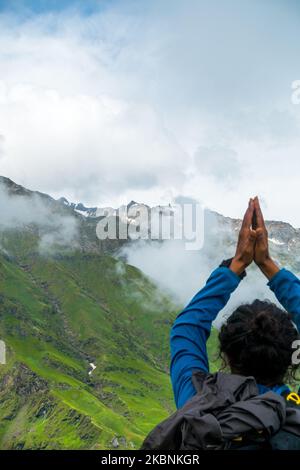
left=219, top=300, right=299, bottom=386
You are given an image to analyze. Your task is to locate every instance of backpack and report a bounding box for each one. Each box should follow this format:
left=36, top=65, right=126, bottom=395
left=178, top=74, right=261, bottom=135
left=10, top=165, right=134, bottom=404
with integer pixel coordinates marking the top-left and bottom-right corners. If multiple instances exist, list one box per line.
left=140, top=371, right=300, bottom=450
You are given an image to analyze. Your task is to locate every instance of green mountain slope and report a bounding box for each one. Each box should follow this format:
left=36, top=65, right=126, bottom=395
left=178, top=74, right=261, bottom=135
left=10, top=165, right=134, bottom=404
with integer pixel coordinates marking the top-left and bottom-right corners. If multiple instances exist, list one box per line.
left=0, top=176, right=223, bottom=450
left=0, top=246, right=220, bottom=450
left=1, top=176, right=300, bottom=449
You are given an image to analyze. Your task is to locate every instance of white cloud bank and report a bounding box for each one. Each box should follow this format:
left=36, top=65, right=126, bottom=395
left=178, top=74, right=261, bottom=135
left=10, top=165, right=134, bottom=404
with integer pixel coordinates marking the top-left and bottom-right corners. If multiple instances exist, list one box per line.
left=0, top=1, right=300, bottom=224
left=122, top=214, right=283, bottom=324
left=0, top=184, right=78, bottom=254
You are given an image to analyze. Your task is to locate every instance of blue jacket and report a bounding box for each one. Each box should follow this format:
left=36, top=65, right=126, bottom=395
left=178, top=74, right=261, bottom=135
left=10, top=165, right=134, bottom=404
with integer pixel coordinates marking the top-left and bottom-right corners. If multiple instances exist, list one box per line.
left=170, top=266, right=300, bottom=409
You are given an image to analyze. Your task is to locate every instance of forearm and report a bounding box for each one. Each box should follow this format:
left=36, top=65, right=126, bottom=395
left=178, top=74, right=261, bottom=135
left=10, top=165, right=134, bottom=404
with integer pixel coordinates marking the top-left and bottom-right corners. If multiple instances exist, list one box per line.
left=257, top=258, right=280, bottom=280
left=170, top=266, right=241, bottom=408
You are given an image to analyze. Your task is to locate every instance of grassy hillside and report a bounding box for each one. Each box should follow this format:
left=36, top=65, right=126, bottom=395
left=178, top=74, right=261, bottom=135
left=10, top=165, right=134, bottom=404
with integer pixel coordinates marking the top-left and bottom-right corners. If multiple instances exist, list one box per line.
left=0, top=245, right=221, bottom=450
left=1, top=177, right=300, bottom=450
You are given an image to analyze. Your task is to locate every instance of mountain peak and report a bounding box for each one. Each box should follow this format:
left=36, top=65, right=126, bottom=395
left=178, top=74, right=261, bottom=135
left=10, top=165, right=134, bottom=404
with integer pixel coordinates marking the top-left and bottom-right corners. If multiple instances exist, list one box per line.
left=127, top=200, right=138, bottom=209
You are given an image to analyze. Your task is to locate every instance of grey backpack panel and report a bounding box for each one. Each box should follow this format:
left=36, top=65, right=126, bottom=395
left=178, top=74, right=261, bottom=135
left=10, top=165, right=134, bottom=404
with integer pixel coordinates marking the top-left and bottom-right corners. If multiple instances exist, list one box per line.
left=141, top=371, right=300, bottom=450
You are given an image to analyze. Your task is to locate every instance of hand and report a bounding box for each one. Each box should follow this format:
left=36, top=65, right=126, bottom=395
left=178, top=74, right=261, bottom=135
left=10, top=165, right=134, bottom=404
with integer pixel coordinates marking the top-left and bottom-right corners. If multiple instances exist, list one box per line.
left=253, top=196, right=279, bottom=279
left=253, top=196, right=269, bottom=266
left=230, top=199, right=257, bottom=275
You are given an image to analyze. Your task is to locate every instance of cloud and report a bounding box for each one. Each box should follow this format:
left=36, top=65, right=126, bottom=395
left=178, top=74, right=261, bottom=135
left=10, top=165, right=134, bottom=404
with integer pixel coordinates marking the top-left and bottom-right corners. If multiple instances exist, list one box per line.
left=0, top=183, right=79, bottom=254
left=0, top=1, right=300, bottom=224
left=122, top=212, right=286, bottom=325
left=0, top=134, right=4, bottom=158
left=174, top=195, right=199, bottom=206
left=194, top=146, right=240, bottom=185
left=0, top=81, right=186, bottom=204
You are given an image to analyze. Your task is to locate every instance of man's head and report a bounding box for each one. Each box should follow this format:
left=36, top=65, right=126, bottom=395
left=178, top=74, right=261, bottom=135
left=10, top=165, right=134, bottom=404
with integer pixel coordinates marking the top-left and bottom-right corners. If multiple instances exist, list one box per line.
left=219, top=300, right=299, bottom=386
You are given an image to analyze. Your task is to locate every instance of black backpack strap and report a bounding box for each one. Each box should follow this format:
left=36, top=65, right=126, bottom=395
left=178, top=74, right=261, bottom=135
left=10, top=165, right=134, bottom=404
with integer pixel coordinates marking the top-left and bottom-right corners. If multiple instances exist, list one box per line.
left=191, top=370, right=209, bottom=393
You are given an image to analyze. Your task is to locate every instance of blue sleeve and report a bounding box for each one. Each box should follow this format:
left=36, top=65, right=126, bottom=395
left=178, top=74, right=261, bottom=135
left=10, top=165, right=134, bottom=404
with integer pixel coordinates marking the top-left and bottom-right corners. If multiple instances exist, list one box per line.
left=268, top=268, right=300, bottom=331
left=170, top=266, right=241, bottom=409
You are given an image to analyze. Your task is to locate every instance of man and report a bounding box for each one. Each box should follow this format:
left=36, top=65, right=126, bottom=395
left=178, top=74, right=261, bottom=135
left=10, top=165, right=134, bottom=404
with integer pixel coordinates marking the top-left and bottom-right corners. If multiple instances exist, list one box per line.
left=142, top=197, right=300, bottom=450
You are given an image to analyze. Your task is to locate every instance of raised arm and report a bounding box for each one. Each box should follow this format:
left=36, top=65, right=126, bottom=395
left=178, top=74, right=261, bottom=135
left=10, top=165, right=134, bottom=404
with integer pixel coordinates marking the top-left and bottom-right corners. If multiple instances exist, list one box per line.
left=170, top=199, right=257, bottom=409
left=170, top=266, right=241, bottom=409
left=253, top=197, right=300, bottom=330
left=268, top=269, right=300, bottom=331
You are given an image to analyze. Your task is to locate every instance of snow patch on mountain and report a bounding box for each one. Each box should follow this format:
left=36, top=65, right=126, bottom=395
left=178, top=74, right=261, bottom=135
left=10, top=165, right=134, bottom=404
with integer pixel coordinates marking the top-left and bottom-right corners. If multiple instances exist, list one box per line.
left=269, top=237, right=285, bottom=246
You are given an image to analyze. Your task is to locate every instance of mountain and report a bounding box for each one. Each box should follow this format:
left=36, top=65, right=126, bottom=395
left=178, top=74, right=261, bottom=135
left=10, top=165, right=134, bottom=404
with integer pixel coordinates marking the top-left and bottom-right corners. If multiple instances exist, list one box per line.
left=0, top=176, right=203, bottom=449
left=2, top=175, right=299, bottom=265
left=0, top=176, right=299, bottom=450
left=54, top=185, right=300, bottom=271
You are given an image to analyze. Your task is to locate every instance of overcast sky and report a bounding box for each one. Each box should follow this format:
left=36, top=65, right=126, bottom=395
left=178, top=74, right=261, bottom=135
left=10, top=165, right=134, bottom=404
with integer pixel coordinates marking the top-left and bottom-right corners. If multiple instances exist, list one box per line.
left=0, top=0, right=300, bottom=224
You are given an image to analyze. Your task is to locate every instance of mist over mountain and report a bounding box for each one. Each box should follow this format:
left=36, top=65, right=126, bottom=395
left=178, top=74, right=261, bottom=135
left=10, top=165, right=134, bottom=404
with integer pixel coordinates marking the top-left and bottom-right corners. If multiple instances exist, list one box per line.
left=1, top=174, right=299, bottom=309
